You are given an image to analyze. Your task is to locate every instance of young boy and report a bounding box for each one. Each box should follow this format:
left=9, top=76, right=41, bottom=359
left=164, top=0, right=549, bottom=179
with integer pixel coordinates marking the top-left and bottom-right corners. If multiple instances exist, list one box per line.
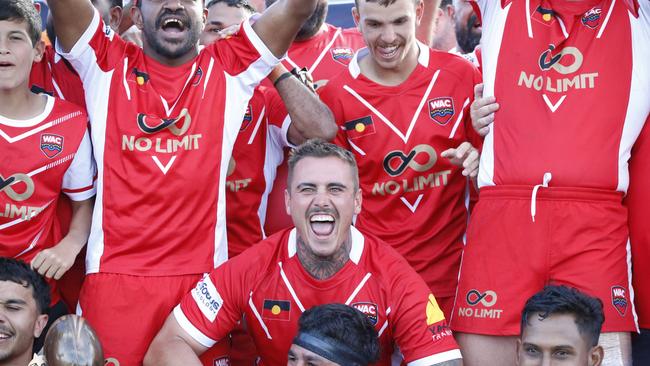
left=0, top=0, right=96, bottom=345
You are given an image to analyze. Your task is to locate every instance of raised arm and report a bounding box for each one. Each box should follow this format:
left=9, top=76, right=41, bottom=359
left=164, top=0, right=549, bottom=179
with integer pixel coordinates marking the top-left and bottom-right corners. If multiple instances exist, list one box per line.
left=416, top=0, right=441, bottom=46
left=251, top=0, right=318, bottom=58
left=47, top=0, right=96, bottom=53
left=267, top=65, right=337, bottom=145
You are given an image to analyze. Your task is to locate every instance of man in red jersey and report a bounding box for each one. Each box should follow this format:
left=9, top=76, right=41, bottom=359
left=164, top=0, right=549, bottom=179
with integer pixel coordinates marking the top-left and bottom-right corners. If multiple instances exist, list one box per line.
left=145, top=139, right=462, bottom=366
left=453, top=1, right=650, bottom=365
left=318, top=0, right=481, bottom=320
left=0, top=0, right=95, bottom=351
left=198, top=1, right=337, bottom=364
left=46, top=0, right=322, bottom=363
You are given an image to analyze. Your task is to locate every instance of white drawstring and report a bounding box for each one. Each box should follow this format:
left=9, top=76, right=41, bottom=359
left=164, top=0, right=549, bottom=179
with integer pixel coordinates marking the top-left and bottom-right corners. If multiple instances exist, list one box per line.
left=531, top=172, right=553, bottom=222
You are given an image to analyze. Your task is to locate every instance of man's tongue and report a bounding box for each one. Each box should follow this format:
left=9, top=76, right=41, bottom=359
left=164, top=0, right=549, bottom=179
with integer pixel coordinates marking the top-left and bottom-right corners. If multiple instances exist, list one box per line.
left=311, top=221, right=334, bottom=236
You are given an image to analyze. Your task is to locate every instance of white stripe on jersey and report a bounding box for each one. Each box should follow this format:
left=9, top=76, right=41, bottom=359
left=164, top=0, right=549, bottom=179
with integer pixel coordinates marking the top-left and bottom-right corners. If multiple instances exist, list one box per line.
left=476, top=2, right=512, bottom=188
left=616, top=9, right=650, bottom=192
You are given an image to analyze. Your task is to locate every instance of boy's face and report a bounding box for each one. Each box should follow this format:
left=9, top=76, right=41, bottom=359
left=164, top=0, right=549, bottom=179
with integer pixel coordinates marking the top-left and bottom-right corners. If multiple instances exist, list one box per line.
left=0, top=19, right=44, bottom=92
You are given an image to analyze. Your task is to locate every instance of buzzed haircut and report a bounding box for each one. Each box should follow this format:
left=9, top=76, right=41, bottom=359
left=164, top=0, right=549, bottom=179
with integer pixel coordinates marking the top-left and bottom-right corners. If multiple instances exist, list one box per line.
left=287, top=139, right=359, bottom=191
left=521, top=285, right=605, bottom=347
left=0, top=257, right=51, bottom=314
left=440, top=0, right=452, bottom=7
left=111, top=0, right=122, bottom=7
left=206, top=0, right=256, bottom=13
left=0, top=0, right=42, bottom=46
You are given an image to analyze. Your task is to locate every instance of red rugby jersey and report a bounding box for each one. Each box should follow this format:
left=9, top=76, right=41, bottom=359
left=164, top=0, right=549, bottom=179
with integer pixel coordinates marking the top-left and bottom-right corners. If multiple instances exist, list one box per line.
left=176, top=227, right=461, bottom=365
left=30, top=45, right=86, bottom=109
left=225, top=86, right=289, bottom=258
left=473, top=0, right=650, bottom=190
left=319, top=43, right=481, bottom=297
left=57, top=10, right=280, bottom=275
left=0, top=95, right=95, bottom=263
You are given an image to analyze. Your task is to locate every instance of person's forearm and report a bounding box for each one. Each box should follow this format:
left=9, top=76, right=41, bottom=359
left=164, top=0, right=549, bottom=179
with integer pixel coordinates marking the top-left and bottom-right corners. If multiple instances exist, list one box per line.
left=272, top=70, right=336, bottom=144
left=48, top=0, right=96, bottom=52
left=64, top=198, right=94, bottom=249
left=251, top=0, right=318, bottom=57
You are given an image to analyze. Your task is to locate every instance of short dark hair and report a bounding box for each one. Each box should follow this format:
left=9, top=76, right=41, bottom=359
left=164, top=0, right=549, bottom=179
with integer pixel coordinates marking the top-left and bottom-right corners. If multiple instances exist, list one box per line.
left=0, top=257, right=50, bottom=314
left=0, top=0, right=42, bottom=46
left=439, top=0, right=452, bottom=7
left=206, top=0, right=256, bottom=13
left=521, top=285, right=605, bottom=347
left=111, top=0, right=123, bottom=8
left=354, top=0, right=418, bottom=8
left=294, top=303, right=380, bottom=365
left=287, top=139, right=359, bottom=191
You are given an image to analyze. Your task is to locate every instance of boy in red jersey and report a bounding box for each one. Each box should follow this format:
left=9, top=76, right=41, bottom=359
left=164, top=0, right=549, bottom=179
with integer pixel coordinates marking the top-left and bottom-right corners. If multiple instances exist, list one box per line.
left=0, top=0, right=95, bottom=351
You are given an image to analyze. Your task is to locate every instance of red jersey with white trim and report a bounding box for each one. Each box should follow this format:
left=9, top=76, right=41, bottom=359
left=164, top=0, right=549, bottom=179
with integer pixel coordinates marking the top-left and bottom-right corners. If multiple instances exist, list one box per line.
left=626, top=114, right=650, bottom=328
left=225, top=86, right=289, bottom=258
left=56, top=10, right=280, bottom=275
left=319, top=43, right=481, bottom=297
left=282, top=24, right=366, bottom=90
left=176, top=227, right=461, bottom=366
left=30, top=45, right=86, bottom=109
left=474, top=0, right=650, bottom=191
left=0, top=95, right=95, bottom=263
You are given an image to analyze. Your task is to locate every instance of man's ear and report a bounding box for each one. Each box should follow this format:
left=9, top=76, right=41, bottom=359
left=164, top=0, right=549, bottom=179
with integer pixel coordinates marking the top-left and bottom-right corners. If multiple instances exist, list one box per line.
left=352, top=7, right=361, bottom=31
left=515, top=339, right=522, bottom=366
left=33, top=313, right=48, bottom=338
left=131, top=4, right=144, bottom=30
left=589, top=345, right=604, bottom=366
left=284, top=189, right=291, bottom=216
left=33, top=39, right=45, bottom=63
left=109, top=6, right=124, bottom=32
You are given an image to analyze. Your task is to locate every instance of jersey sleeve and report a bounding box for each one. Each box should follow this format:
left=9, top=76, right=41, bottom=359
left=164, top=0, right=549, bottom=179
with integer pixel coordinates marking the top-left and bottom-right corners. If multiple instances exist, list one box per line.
left=387, top=257, right=462, bottom=365
left=174, top=251, right=259, bottom=347
left=207, top=17, right=281, bottom=83
left=55, top=8, right=128, bottom=82
left=62, top=130, right=97, bottom=201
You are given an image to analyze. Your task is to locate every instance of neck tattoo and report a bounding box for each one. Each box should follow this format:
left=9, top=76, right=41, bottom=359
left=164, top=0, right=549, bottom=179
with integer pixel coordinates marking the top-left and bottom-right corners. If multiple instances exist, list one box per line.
left=297, top=236, right=351, bottom=280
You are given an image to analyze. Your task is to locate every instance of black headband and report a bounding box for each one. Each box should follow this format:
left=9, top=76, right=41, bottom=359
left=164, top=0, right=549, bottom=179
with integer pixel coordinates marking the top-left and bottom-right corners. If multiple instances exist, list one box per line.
left=293, top=332, right=369, bottom=366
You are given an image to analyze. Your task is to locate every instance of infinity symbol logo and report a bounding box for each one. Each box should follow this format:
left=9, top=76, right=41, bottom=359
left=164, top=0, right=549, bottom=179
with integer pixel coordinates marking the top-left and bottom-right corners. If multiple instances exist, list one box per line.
left=137, top=108, right=191, bottom=136
left=539, top=45, right=583, bottom=75
left=383, top=144, right=437, bottom=177
left=466, top=289, right=498, bottom=307
left=0, top=173, right=35, bottom=202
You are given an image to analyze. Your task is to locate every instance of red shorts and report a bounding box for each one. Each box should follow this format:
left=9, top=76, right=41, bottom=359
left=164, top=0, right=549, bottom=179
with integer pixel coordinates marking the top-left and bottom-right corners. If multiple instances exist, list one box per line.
left=79, top=273, right=229, bottom=366
left=451, top=186, right=637, bottom=335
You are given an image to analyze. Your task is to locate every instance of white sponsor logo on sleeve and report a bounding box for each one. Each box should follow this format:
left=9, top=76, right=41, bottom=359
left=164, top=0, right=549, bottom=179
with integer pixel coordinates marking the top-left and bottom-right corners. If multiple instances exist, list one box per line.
left=191, top=274, right=224, bottom=322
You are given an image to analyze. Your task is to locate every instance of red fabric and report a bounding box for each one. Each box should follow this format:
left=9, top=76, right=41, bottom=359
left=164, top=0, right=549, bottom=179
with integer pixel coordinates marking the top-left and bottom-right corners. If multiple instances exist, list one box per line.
left=179, top=228, right=459, bottom=365
left=453, top=186, right=637, bottom=335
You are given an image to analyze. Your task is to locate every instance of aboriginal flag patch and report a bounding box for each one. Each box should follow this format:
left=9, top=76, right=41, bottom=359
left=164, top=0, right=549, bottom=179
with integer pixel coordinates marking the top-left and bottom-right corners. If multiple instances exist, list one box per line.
left=262, top=300, right=291, bottom=321
left=343, top=116, right=376, bottom=140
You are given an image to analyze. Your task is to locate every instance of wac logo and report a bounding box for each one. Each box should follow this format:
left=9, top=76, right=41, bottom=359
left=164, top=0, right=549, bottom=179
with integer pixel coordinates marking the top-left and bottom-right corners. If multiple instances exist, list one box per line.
left=40, top=134, right=64, bottom=159
left=137, top=108, right=191, bottom=136
left=213, top=357, right=230, bottom=366
left=0, top=173, right=35, bottom=202
left=240, top=105, right=253, bottom=131
left=428, top=97, right=455, bottom=125
left=611, top=286, right=628, bottom=316
left=538, top=45, right=584, bottom=75
left=582, top=7, right=602, bottom=29
left=383, top=144, right=437, bottom=177
left=331, top=48, right=354, bottom=65
left=352, top=302, right=378, bottom=325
